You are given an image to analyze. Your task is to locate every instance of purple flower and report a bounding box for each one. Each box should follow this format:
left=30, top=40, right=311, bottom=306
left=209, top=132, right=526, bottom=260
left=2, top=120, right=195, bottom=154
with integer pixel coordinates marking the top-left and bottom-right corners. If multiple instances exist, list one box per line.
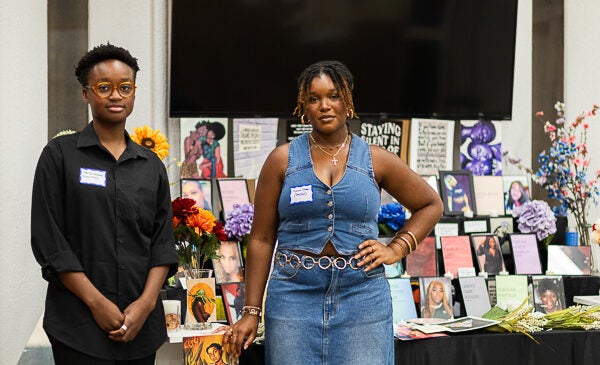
left=512, top=200, right=557, bottom=241
left=224, top=203, right=254, bottom=241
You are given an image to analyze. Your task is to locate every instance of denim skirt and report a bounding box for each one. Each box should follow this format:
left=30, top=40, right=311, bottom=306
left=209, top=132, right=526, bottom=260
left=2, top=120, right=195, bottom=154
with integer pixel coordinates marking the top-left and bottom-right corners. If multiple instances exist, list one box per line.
left=264, top=249, right=393, bottom=365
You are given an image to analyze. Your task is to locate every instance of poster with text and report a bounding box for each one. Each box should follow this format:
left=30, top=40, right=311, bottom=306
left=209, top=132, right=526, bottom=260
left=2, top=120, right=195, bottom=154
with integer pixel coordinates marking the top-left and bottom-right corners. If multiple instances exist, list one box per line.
left=359, top=119, right=410, bottom=162
left=233, top=118, right=278, bottom=179
left=409, top=119, right=455, bottom=175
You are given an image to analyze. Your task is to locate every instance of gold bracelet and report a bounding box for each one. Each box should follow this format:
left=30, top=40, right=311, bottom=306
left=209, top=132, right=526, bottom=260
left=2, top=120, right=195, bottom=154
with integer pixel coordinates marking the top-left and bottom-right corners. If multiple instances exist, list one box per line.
left=389, top=240, right=410, bottom=257
left=396, top=235, right=414, bottom=253
left=399, top=230, right=418, bottom=250
left=242, top=305, right=262, bottom=317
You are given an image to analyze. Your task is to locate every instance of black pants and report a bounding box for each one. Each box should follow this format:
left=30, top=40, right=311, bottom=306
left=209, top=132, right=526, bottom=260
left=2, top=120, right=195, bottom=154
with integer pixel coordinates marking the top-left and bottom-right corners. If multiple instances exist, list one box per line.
left=48, top=335, right=156, bottom=365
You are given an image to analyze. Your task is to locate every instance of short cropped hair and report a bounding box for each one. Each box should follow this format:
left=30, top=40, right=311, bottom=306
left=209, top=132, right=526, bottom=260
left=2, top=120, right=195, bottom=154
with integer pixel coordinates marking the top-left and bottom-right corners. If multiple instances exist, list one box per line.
left=75, top=43, right=140, bottom=86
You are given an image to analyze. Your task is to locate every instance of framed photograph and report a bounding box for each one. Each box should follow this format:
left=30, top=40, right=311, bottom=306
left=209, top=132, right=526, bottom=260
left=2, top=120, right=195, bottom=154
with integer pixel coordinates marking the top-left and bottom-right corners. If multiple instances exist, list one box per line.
left=489, top=216, right=514, bottom=254
left=509, top=233, right=542, bottom=275
left=221, top=282, right=245, bottom=324
left=419, top=277, right=453, bottom=320
left=438, top=170, right=477, bottom=216
left=473, top=175, right=505, bottom=216
left=547, top=246, right=591, bottom=275
left=409, top=119, right=455, bottom=175
left=406, top=237, right=438, bottom=277
left=440, top=235, right=474, bottom=278
left=531, top=276, right=566, bottom=314
left=180, top=179, right=213, bottom=212
left=216, top=178, right=251, bottom=218
left=502, top=175, right=531, bottom=215
left=471, top=234, right=506, bottom=274
left=212, top=241, right=245, bottom=284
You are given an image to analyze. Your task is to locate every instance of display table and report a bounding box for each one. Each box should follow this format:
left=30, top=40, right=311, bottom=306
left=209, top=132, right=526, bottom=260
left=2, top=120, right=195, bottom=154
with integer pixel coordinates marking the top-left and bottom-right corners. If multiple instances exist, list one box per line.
left=231, top=329, right=600, bottom=365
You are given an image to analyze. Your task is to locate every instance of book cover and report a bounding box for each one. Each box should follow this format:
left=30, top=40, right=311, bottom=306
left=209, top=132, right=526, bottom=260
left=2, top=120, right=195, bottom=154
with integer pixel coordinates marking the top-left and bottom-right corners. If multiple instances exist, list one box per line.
left=409, top=119, right=455, bottom=175
left=389, top=278, right=418, bottom=322
left=459, top=276, right=492, bottom=317
left=221, top=282, right=245, bottom=325
left=440, top=236, right=474, bottom=277
left=509, top=233, right=543, bottom=275
left=495, top=275, right=529, bottom=308
left=183, top=333, right=238, bottom=365
left=359, top=119, right=410, bottom=162
left=406, top=237, right=437, bottom=277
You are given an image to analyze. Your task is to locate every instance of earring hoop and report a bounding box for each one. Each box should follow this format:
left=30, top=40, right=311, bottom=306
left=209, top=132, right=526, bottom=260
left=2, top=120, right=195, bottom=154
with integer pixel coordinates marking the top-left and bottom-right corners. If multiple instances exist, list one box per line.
left=300, top=114, right=308, bottom=124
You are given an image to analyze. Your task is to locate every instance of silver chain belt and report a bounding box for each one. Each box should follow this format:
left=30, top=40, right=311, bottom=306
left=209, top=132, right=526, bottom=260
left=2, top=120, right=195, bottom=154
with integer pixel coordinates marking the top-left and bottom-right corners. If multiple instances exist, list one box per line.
left=275, top=251, right=361, bottom=270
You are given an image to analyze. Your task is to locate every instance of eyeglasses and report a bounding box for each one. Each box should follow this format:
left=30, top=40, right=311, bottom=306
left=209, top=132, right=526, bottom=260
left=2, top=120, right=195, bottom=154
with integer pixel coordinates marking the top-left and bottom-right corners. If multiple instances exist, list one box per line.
left=85, top=81, right=136, bottom=99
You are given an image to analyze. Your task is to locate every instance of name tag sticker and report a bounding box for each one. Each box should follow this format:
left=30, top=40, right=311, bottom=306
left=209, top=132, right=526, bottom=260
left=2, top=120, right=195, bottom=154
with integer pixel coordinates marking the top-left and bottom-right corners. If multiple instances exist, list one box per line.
left=290, top=185, right=313, bottom=204
left=80, top=168, right=107, bottom=187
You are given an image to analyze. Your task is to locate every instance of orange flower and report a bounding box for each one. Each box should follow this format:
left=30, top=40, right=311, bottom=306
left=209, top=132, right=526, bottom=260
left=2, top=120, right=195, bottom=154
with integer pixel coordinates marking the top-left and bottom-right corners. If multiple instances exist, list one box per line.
left=186, top=209, right=216, bottom=234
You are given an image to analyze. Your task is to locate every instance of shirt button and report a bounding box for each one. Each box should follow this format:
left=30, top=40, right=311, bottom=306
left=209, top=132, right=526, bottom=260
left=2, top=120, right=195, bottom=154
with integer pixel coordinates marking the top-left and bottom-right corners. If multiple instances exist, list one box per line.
left=328, top=214, right=333, bottom=219
left=119, top=264, right=126, bottom=270
left=327, top=226, right=333, bottom=232
left=327, top=201, right=333, bottom=207
left=117, top=239, right=123, bottom=245
left=326, top=189, right=332, bottom=195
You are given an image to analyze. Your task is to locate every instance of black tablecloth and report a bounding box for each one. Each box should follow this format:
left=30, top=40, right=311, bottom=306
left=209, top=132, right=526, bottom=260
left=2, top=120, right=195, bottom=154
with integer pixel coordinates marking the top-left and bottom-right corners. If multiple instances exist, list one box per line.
left=240, top=329, right=600, bottom=365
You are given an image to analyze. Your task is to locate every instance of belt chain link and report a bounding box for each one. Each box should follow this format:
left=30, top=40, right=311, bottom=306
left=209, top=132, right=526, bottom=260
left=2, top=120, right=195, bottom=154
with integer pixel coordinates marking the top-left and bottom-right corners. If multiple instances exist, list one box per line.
left=275, top=251, right=360, bottom=270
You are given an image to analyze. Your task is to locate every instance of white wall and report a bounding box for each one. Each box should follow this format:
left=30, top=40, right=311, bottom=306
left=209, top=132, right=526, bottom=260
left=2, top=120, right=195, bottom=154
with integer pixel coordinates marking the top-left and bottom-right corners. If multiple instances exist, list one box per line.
left=565, top=1, right=600, bottom=223
left=0, top=1, right=48, bottom=364
left=88, top=0, right=168, bottom=135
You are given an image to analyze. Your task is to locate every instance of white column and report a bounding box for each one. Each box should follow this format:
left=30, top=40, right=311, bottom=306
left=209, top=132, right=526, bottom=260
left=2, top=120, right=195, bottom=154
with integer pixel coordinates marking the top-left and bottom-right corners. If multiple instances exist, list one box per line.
left=0, top=1, right=48, bottom=364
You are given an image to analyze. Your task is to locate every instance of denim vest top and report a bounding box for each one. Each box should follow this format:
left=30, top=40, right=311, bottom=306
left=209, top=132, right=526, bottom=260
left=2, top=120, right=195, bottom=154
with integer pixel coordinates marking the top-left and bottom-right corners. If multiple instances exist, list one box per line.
left=277, top=133, right=380, bottom=255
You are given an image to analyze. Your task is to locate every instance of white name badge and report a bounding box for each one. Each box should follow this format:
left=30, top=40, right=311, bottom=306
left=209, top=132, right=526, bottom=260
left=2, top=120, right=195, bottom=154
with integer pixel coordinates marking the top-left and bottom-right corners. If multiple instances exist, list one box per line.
left=80, top=168, right=107, bottom=187
left=290, top=185, right=313, bottom=204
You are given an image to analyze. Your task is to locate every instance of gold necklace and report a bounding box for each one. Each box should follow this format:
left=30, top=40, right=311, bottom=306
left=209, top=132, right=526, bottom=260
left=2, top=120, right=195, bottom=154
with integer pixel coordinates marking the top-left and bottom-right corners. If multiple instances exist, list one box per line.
left=309, top=133, right=350, bottom=166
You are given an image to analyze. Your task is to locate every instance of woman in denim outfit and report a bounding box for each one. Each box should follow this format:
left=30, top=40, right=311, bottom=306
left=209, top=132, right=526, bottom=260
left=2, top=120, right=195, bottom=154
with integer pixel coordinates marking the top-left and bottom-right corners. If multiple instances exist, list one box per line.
left=226, top=60, right=443, bottom=364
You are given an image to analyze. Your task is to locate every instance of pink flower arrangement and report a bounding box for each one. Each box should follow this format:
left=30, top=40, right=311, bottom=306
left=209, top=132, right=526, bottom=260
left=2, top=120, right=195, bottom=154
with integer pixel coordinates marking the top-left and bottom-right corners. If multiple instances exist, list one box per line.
left=506, top=102, right=600, bottom=245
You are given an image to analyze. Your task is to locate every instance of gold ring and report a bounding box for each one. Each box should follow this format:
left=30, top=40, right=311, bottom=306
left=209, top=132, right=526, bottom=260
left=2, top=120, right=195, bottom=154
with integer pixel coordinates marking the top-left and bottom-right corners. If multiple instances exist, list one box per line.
left=370, top=246, right=374, bottom=254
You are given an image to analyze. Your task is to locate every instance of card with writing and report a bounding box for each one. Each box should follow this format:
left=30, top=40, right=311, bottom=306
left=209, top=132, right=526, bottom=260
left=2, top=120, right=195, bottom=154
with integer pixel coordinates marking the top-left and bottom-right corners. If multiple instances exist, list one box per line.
left=441, top=236, right=474, bottom=278
left=509, top=233, right=542, bottom=275
left=459, top=276, right=492, bottom=317
left=494, top=275, right=529, bottom=308
left=389, top=278, right=418, bottom=322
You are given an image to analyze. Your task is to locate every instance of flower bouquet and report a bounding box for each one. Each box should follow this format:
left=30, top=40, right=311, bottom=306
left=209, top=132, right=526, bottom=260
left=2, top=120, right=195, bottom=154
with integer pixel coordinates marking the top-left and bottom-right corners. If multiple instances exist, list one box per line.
left=172, top=197, right=226, bottom=276
left=505, top=102, right=600, bottom=245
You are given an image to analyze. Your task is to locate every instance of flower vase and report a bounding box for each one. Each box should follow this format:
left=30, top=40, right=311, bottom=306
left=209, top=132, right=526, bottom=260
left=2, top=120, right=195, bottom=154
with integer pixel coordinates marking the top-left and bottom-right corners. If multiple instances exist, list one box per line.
left=184, top=269, right=216, bottom=330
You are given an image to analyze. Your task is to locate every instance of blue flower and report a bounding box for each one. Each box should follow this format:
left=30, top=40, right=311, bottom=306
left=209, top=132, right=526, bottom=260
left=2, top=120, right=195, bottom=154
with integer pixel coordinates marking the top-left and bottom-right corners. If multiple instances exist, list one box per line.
left=378, top=202, right=406, bottom=232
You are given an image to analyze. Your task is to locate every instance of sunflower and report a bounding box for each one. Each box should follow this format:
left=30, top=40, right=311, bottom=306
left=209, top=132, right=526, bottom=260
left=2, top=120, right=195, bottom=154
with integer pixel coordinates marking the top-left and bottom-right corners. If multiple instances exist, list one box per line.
left=130, top=125, right=170, bottom=160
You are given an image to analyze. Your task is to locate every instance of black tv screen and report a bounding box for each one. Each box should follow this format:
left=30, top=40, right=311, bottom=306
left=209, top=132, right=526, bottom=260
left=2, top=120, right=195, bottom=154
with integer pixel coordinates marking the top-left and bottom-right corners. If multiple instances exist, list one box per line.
left=170, top=0, right=518, bottom=120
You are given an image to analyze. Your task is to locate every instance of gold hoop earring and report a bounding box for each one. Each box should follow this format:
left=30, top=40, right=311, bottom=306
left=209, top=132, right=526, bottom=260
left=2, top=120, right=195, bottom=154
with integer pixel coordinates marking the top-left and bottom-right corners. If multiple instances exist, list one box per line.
left=300, top=114, right=308, bottom=124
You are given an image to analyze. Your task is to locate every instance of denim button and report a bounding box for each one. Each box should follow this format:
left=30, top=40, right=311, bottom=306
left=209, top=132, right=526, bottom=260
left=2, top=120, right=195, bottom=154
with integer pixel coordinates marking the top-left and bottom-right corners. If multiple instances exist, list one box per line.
left=327, top=201, right=333, bottom=207
left=327, top=226, right=333, bottom=232
left=328, top=214, right=333, bottom=219
left=326, top=189, right=332, bottom=195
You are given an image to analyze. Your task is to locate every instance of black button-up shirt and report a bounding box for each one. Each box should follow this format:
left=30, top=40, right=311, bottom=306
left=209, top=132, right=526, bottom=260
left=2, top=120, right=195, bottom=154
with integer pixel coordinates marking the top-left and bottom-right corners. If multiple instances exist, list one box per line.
left=31, top=122, right=178, bottom=360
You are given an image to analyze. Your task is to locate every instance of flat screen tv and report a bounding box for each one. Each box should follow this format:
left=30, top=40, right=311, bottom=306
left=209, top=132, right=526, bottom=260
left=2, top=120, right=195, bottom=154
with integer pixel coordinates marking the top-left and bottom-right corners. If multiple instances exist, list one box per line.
left=170, top=0, right=518, bottom=120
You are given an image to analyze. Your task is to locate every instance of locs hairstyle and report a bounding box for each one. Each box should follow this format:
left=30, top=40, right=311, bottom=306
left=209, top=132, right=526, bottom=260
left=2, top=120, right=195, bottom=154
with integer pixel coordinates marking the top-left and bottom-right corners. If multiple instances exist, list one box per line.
left=293, top=60, right=358, bottom=120
left=74, top=43, right=140, bottom=86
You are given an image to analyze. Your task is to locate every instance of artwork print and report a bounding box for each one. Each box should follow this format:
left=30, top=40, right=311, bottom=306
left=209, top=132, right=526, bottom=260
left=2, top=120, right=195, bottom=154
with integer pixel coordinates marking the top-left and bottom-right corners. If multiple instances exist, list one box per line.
left=439, top=170, right=476, bottom=216
left=180, top=118, right=228, bottom=179
left=460, top=120, right=502, bottom=176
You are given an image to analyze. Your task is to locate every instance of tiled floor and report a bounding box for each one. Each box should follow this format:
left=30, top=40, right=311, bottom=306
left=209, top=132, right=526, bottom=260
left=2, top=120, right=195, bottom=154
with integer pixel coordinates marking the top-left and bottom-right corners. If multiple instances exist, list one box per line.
left=17, top=316, right=53, bottom=365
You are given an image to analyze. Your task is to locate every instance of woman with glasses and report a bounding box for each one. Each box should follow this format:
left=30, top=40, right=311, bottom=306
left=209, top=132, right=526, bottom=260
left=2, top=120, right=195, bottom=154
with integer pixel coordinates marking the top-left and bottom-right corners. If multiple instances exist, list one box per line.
left=31, top=43, right=178, bottom=364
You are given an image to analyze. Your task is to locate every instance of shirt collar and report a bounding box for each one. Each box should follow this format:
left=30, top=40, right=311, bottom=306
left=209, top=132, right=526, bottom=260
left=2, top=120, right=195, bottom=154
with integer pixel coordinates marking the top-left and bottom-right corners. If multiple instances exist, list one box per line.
left=77, top=122, right=149, bottom=160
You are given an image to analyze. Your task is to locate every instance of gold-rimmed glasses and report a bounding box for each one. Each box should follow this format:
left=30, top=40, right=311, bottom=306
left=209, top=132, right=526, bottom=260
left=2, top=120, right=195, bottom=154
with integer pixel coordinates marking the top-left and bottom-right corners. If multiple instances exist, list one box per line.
left=85, top=81, right=136, bottom=99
